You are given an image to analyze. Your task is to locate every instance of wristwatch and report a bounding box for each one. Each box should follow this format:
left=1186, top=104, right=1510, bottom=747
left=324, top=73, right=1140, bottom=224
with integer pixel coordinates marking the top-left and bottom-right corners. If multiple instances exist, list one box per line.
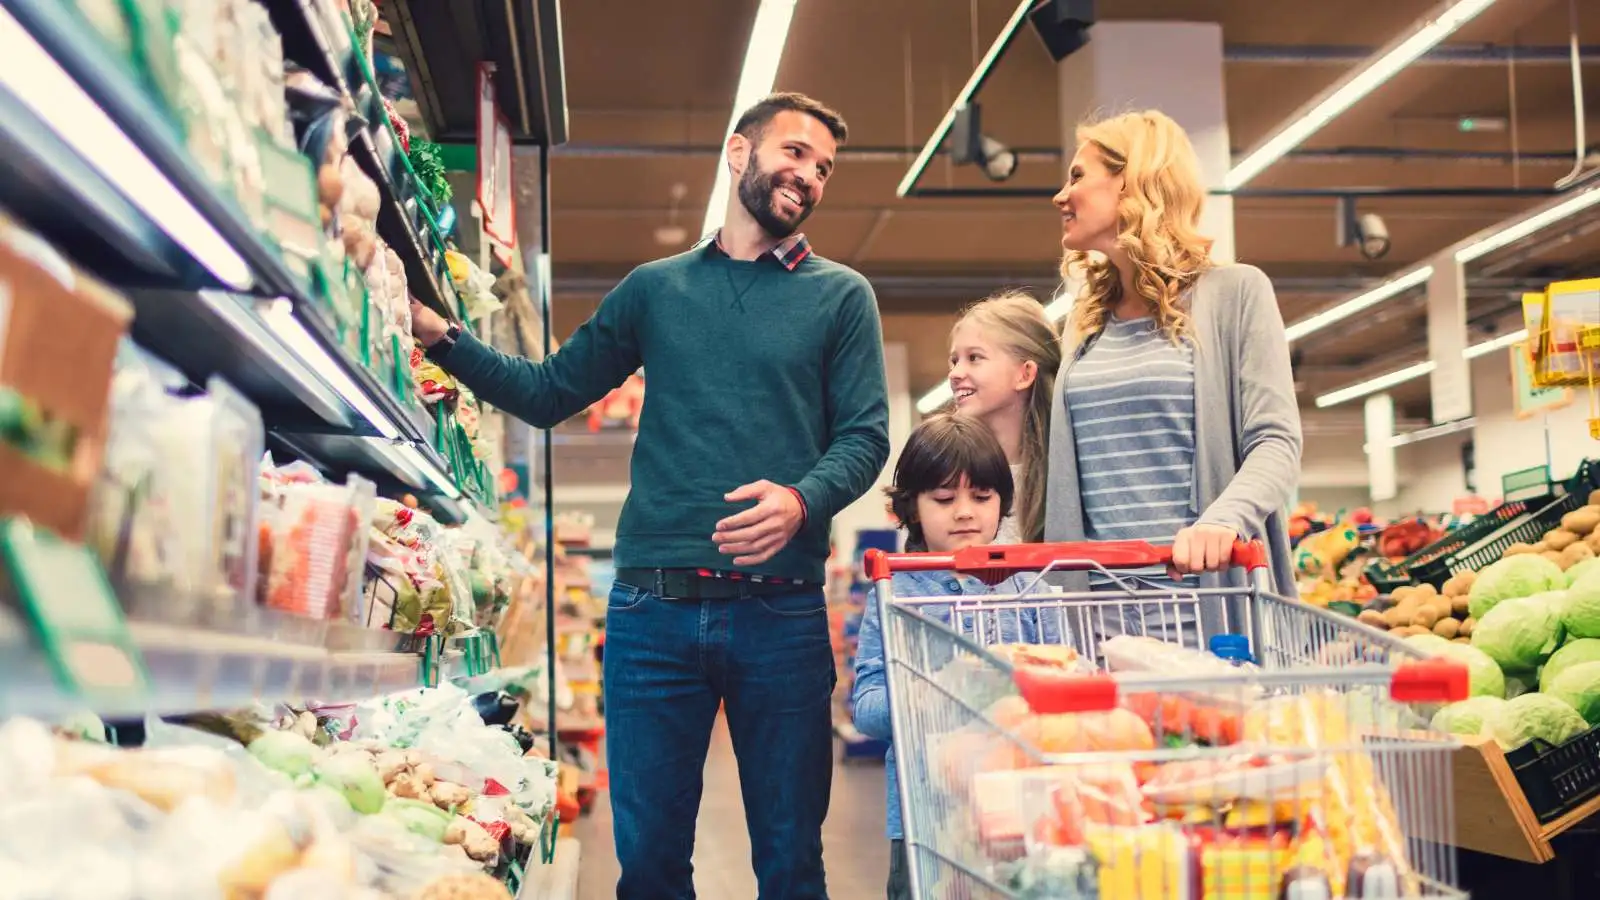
left=424, top=322, right=462, bottom=362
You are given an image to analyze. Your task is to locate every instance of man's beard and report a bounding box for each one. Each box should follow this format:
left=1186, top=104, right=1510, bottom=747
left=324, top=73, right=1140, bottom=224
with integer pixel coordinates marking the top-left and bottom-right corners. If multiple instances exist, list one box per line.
left=737, top=157, right=812, bottom=239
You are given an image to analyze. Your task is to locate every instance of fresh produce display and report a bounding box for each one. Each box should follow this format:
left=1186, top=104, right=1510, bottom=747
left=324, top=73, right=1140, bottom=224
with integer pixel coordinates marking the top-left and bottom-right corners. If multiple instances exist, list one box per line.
left=0, top=680, right=556, bottom=899
left=921, top=636, right=1430, bottom=899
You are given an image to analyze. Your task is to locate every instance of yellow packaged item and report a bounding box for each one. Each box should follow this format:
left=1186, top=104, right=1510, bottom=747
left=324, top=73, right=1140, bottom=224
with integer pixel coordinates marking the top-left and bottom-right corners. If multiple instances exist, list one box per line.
left=1083, top=824, right=1194, bottom=900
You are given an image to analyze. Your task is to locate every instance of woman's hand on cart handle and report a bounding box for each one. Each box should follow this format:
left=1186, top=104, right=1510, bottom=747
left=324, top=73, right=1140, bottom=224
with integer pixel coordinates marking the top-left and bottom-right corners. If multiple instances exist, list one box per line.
left=1169, top=524, right=1243, bottom=577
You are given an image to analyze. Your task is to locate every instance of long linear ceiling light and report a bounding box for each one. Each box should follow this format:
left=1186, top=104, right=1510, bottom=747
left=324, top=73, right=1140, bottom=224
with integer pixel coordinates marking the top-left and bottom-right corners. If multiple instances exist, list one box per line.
left=1314, top=327, right=1529, bottom=408
left=0, top=7, right=254, bottom=289
left=1224, top=0, right=1499, bottom=190
left=700, top=0, right=799, bottom=237
left=1287, top=180, right=1600, bottom=343
left=894, top=0, right=1036, bottom=199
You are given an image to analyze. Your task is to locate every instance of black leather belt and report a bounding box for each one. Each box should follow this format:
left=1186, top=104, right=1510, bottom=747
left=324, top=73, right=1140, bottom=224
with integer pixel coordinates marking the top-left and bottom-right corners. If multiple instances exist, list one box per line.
left=615, top=568, right=806, bottom=600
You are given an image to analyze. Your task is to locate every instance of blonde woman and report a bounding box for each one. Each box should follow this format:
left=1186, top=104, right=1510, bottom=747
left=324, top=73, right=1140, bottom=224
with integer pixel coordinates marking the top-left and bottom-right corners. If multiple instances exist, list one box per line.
left=1046, top=110, right=1302, bottom=638
left=946, top=291, right=1062, bottom=543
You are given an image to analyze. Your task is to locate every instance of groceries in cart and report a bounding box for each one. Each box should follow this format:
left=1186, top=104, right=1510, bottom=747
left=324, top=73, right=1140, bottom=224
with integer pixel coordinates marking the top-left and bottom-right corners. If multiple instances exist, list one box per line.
left=867, top=539, right=1469, bottom=900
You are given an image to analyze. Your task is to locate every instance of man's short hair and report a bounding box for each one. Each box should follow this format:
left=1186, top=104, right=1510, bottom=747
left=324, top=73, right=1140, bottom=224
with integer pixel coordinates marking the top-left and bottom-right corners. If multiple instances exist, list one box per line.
left=733, top=92, right=849, bottom=146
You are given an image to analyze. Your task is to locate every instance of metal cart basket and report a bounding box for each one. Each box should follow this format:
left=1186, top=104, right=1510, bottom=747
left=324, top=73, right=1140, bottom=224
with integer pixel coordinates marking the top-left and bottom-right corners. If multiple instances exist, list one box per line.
left=864, top=539, right=1470, bottom=900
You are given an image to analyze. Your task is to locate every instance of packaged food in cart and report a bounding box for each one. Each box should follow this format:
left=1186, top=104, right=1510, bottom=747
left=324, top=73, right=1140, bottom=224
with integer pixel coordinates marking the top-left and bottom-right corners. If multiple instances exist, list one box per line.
left=864, top=538, right=1472, bottom=900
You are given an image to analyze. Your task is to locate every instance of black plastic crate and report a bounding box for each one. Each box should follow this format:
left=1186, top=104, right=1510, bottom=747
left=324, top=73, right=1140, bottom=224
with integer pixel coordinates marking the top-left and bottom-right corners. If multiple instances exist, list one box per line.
left=1364, top=500, right=1541, bottom=593
left=1418, top=460, right=1600, bottom=584
left=1505, top=723, right=1600, bottom=824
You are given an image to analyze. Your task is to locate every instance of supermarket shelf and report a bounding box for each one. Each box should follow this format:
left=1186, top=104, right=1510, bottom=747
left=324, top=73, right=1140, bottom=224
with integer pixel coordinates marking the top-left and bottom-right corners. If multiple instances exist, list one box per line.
left=0, top=610, right=423, bottom=719
left=262, top=0, right=460, bottom=322
left=520, top=837, right=581, bottom=900
left=0, top=1, right=486, bottom=509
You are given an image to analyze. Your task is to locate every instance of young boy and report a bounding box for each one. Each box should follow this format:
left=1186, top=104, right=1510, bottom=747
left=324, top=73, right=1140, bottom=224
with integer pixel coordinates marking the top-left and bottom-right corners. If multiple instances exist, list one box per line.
left=850, top=414, right=1046, bottom=899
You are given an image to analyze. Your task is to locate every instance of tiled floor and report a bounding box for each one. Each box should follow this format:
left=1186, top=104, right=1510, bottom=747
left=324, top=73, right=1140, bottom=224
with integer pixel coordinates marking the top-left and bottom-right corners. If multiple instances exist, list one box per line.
left=575, top=714, right=891, bottom=899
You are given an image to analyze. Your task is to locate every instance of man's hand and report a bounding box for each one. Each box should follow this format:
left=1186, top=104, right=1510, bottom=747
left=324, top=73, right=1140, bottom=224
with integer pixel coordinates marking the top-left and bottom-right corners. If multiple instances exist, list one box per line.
left=713, top=480, right=804, bottom=567
left=1169, top=523, right=1239, bottom=577
left=410, top=298, right=451, bottom=347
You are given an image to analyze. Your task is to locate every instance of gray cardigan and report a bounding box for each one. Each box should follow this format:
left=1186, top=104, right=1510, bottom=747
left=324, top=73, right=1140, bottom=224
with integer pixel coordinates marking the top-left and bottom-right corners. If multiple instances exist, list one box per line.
left=1044, top=263, right=1303, bottom=600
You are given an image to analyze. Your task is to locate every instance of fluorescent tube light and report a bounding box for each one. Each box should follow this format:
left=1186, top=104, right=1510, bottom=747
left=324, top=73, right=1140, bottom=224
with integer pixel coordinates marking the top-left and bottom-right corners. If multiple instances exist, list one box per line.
left=0, top=7, right=254, bottom=289
left=1225, top=0, right=1498, bottom=190
left=257, top=299, right=401, bottom=440
left=701, top=0, right=798, bottom=237
left=1315, top=361, right=1438, bottom=408
left=409, top=444, right=463, bottom=498
left=1315, top=327, right=1532, bottom=408
left=1455, top=184, right=1600, bottom=263
left=363, top=438, right=461, bottom=499
left=1285, top=266, right=1434, bottom=343
left=1463, top=327, right=1528, bottom=359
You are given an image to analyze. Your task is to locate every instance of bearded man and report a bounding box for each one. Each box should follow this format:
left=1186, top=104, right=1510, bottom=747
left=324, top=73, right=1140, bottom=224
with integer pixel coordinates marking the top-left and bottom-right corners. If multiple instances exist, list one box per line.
left=409, top=92, right=889, bottom=900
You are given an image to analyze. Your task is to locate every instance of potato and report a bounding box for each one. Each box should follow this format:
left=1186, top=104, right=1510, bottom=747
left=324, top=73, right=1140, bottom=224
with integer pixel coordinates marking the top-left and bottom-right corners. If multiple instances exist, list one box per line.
left=1452, top=636, right=1473, bottom=645
left=1358, top=609, right=1388, bottom=630
left=1590, top=489, right=1600, bottom=506
left=1545, top=529, right=1580, bottom=552
left=1451, top=594, right=1470, bottom=617
left=1544, top=550, right=1569, bottom=568
left=1589, top=530, right=1600, bottom=554
left=1443, top=571, right=1476, bottom=598
left=1427, top=595, right=1454, bottom=619
left=1382, top=606, right=1411, bottom=629
left=1562, top=541, right=1595, bottom=570
left=1413, top=606, right=1441, bottom=629
left=1433, top=618, right=1460, bottom=639
left=1460, top=616, right=1476, bottom=637
left=1562, top=506, right=1600, bottom=536
left=1415, top=582, right=1439, bottom=597
left=1504, top=542, right=1539, bottom=558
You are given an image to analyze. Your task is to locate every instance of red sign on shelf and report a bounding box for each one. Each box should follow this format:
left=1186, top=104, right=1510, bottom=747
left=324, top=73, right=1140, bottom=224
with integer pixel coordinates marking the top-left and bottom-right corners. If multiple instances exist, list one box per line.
left=476, top=63, right=517, bottom=250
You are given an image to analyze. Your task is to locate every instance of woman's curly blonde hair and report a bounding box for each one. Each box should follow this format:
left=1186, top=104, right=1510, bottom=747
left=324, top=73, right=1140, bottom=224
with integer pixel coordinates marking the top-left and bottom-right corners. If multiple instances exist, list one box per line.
left=1061, top=110, right=1215, bottom=345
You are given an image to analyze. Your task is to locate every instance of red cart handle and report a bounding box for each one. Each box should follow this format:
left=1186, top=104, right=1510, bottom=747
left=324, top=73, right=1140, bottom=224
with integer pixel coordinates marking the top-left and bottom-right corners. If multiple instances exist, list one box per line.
left=1011, top=658, right=1469, bottom=715
left=863, top=539, right=1268, bottom=583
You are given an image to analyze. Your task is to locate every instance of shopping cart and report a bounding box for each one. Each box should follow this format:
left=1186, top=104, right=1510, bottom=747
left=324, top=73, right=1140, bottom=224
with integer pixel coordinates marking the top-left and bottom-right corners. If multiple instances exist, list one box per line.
left=864, top=539, right=1470, bottom=900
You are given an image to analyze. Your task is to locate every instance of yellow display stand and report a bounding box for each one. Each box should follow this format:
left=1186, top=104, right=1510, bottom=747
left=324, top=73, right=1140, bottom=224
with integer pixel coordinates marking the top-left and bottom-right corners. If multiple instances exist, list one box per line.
left=1524, top=279, right=1600, bottom=438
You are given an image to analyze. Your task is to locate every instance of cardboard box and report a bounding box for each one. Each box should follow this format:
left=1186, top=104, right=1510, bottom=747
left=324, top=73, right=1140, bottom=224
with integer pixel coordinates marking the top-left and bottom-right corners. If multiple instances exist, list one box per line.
left=0, top=225, right=133, bottom=540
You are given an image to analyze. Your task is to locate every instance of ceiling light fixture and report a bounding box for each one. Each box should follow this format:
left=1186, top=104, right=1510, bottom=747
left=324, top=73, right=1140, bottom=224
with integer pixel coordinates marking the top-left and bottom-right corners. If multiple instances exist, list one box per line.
left=700, top=0, right=799, bottom=237
left=1285, top=266, right=1435, bottom=343
left=1225, top=0, right=1499, bottom=191
left=1455, top=183, right=1600, bottom=263
left=0, top=6, right=254, bottom=289
left=1314, top=327, right=1532, bottom=408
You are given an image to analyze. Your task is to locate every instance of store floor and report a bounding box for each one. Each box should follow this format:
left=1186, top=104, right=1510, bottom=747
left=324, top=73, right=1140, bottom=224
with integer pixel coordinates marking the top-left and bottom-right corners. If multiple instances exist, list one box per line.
left=575, top=713, right=890, bottom=899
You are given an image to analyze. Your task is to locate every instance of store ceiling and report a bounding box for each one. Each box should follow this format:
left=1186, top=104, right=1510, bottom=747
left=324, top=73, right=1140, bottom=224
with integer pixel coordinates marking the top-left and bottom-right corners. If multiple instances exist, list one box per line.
left=489, top=0, right=1600, bottom=522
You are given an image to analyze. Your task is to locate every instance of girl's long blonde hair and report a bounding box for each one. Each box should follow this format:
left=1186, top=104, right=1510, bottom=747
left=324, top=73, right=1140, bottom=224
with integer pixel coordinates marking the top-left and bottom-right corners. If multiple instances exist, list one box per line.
left=952, top=291, right=1061, bottom=543
left=1062, top=110, right=1215, bottom=345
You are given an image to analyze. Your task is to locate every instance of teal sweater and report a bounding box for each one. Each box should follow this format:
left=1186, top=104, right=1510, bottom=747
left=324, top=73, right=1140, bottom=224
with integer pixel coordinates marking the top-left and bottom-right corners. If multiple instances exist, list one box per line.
left=435, top=244, right=890, bottom=583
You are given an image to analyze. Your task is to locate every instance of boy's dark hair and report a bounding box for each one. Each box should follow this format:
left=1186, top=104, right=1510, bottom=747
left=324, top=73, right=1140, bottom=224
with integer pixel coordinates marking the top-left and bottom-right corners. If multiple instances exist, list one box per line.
left=734, top=92, right=849, bottom=146
left=885, top=414, right=1014, bottom=549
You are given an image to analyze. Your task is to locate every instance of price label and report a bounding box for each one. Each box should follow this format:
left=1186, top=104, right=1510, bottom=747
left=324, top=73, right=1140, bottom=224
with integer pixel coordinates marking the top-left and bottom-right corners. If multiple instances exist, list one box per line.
left=1580, top=327, right=1600, bottom=351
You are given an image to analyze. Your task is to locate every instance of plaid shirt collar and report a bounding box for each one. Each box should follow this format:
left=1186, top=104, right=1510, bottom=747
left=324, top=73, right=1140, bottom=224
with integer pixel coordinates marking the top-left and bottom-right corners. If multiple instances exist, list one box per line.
left=697, top=229, right=812, bottom=271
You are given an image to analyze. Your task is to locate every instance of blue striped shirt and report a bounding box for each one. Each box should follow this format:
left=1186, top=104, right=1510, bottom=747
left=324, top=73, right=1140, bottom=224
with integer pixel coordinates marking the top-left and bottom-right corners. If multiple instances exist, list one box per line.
left=1065, top=316, right=1199, bottom=638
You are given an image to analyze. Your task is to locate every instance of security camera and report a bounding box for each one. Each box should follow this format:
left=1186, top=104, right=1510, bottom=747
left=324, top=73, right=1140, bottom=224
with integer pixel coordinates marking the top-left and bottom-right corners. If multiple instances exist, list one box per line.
left=951, top=103, right=1019, bottom=183
left=1335, top=198, right=1391, bottom=261
left=1357, top=213, right=1390, bottom=260
left=979, top=136, right=1018, bottom=182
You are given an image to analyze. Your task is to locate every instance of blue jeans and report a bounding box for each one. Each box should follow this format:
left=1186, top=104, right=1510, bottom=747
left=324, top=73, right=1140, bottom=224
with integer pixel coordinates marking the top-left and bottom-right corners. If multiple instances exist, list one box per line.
left=604, top=581, right=836, bottom=900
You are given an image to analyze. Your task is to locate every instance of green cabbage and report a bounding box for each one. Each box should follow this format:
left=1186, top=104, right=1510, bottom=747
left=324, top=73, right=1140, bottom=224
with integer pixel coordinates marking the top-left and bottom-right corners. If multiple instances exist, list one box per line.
left=381, top=798, right=453, bottom=842
left=1405, top=634, right=1505, bottom=698
left=1539, top=638, right=1600, bottom=692
left=1468, top=555, right=1567, bottom=619
left=1546, top=661, right=1600, bottom=726
left=1565, top=558, right=1600, bottom=590
left=1430, top=696, right=1507, bottom=738
left=1472, top=593, right=1565, bottom=673
left=1565, top=568, right=1600, bottom=639
left=1487, top=693, right=1589, bottom=751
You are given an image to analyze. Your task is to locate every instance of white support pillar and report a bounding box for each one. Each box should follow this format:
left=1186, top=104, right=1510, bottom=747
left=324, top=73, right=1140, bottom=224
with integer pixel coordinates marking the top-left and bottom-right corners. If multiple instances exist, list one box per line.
left=1366, top=392, right=1398, bottom=502
left=1426, top=253, right=1471, bottom=424
left=1056, top=22, right=1235, bottom=263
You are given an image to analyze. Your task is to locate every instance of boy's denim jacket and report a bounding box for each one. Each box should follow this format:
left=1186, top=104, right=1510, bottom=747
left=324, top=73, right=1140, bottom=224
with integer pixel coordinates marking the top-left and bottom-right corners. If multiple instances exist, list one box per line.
left=851, top=570, right=1061, bottom=840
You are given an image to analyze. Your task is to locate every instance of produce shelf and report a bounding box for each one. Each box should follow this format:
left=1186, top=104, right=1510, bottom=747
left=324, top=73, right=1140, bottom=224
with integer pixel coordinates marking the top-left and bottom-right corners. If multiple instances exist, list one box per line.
left=1451, top=732, right=1600, bottom=864
left=0, top=0, right=484, bottom=510
left=0, top=609, right=423, bottom=720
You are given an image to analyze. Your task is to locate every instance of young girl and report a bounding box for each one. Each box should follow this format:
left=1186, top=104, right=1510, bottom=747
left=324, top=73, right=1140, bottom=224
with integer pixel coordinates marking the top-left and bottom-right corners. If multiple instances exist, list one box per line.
left=947, top=291, right=1063, bottom=544
left=851, top=414, right=1047, bottom=900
